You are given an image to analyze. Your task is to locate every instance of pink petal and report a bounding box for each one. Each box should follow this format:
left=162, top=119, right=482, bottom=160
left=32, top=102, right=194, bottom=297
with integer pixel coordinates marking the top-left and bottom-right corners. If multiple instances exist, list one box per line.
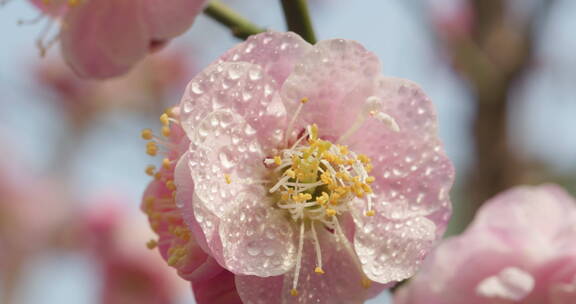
left=218, top=190, right=295, bottom=276
left=179, top=62, right=288, bottom=152
left=544, top=258, right=576, bottom=304
left=174, top=153, right=227, bottom=277
left=346, top=76, right=454, bottom=230
left=142, top=0, right=207, bottom=39
left=280, top=228, right=373, bottom=303
left=191, top=192, right=226, bottom=266
left=235, top=275, right=284, bottom=304
left=174, top=152, right=210, bottom=253
left=470, top=184, right=576, bottom=256
left=351, top=198, right=438, bottom=283
left=280, top=39, right=381, bottom=138
left=60, top=0, right=148, bottom=78
left=192, top=270, right=243, bottom=304
left=187, top=110, right=267, bottom=217
left=220, top=31, right=313, bottom=85
left=394, top=233, right=522, bottom=304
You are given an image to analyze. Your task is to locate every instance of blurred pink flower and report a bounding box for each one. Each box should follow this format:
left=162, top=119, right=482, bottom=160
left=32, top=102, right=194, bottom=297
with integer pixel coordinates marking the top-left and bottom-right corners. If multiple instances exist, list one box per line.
left=395, top=184, right=576, bottom=304
left=428, top=0, right=474, bottom=40
left=35, top=50, right=193, bottom=129
left=83, top=201, right=188, bottom=304
left=30, top=0, right=206, bottom=78
left=142, top=31, right=453, bottom=303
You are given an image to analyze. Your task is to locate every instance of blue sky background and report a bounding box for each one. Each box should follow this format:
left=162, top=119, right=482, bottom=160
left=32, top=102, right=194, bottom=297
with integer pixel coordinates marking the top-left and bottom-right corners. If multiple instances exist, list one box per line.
left=0, top=0, right=574, bottom=303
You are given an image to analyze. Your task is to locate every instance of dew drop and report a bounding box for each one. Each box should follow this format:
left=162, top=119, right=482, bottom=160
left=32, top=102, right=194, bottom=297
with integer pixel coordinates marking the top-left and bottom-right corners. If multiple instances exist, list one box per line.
left=247, top=245, right=260, bottom=256
left=190, top=82, right=203, bottom=94
left=242, top=91, right=253, bottom=102
left=244, top=124, right=256, bottom=136
left=264, top=247, right=276, bottom=257
left=218, top=151, right=235, bottom=169
left=248, top=68, right=262, bottom=81
left=265, top=230, right=276, bottom=240
left=227, top=66, right=242, bottom=80
left=245, top=42, right=255, bottom=53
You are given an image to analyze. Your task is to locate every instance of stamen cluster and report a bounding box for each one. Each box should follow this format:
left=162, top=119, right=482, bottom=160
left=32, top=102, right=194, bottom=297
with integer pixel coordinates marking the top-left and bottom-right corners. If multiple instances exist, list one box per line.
left=267, top=124, right=376, bottom=229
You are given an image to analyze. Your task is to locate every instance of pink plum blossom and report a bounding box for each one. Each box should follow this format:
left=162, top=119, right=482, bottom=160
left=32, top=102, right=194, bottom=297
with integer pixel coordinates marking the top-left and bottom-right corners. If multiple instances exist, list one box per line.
left=29, top=0, right=206, bottom=78
left=141, top=118, right=243, bottom=303
left=141, top=31, right=454, bottom=303
left=394, top=184, right=576, bottom=304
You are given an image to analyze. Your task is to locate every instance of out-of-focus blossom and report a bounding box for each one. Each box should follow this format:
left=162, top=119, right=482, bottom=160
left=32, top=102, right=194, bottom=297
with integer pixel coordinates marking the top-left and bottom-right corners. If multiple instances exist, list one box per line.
left=82, top=201, right=188, bottom=304
left=142, top=31, right=453, bottom=303
left=428, top=0, right=474, bottom=40
left=0, top=155, right=71, bottom=304
left=395, top=184, right=576, bottom=304
left=29, top=0, right=206, bottom=78
left=35, top=50, right=193, bottom=129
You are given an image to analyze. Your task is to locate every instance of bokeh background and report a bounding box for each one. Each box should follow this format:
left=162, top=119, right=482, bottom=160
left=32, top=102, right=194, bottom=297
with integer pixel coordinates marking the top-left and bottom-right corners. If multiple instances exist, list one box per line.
left=1, top=0, right=575, bottom=303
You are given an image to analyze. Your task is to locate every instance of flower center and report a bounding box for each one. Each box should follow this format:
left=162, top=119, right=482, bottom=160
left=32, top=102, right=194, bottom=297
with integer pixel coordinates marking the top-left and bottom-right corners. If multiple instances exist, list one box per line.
left=266, top=124, right=376, bottom=226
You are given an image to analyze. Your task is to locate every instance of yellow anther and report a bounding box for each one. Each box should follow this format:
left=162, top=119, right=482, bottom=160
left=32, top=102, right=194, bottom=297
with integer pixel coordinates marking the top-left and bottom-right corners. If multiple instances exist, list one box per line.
left=326, top=208, right=337, bottom=217
left=314, top=267, right=325, bottom=274
left=336, top=171, right=351, bottom=182
left=366, top=164, right=373, bottom=173
left=339, top=145, right=349, bottom=155
left=316, top=192, right=330, bottom=205
left=365, top=210, right=376, bottom=217
left=293, top=193, right=312, bottom=202
left=224, top=174, right=232, bottom=184
left=144, top=196, right=155, bottom=206
left=166, top=180, right=176, bottom=191
left=281, top=192, right=290, bottom=201
left=310, top=124, right=318, bottom=140
left=290, top=289, right=299, bottom=296
left=361, top=183, right=373, bottom=193
left=154, top=172, right=162, bottom=180
left=147, top=147, right=158, bottom=156
left=67, top=0, right=80, bottom=7
left=167, top=255, right=178, bottom=266
left=365, top=176, right=375, bottom=184
left=320, top=171, right=333, bottom=185
left=353, top=187, right=364, bottom=198
left=318, top=140, right=332, bottom=152
left=141, top=128, right=154, bottom=140
left=273, top=156, right=282, bottom=165
left=146, top=239, right=158, bottom=249
left=145, top=165, right=156, bottom=176
left=300, top=97, right=309, bottom=104
left=358, top=154, right=370, bottom=165
left=162, top=158, right=172, bottom=170
left=335, top=186, right=348, bottom=195
left=161, top=126, right=171, bottom=137
left=160, top=113, right=170, bottom=125
left=165, top=107, right=175, bottom=118
left=322, top=152, right=335, bottom=163
left=361, top=277, right=373, bottom=288
left=285, top=169, right=296, bottom=179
